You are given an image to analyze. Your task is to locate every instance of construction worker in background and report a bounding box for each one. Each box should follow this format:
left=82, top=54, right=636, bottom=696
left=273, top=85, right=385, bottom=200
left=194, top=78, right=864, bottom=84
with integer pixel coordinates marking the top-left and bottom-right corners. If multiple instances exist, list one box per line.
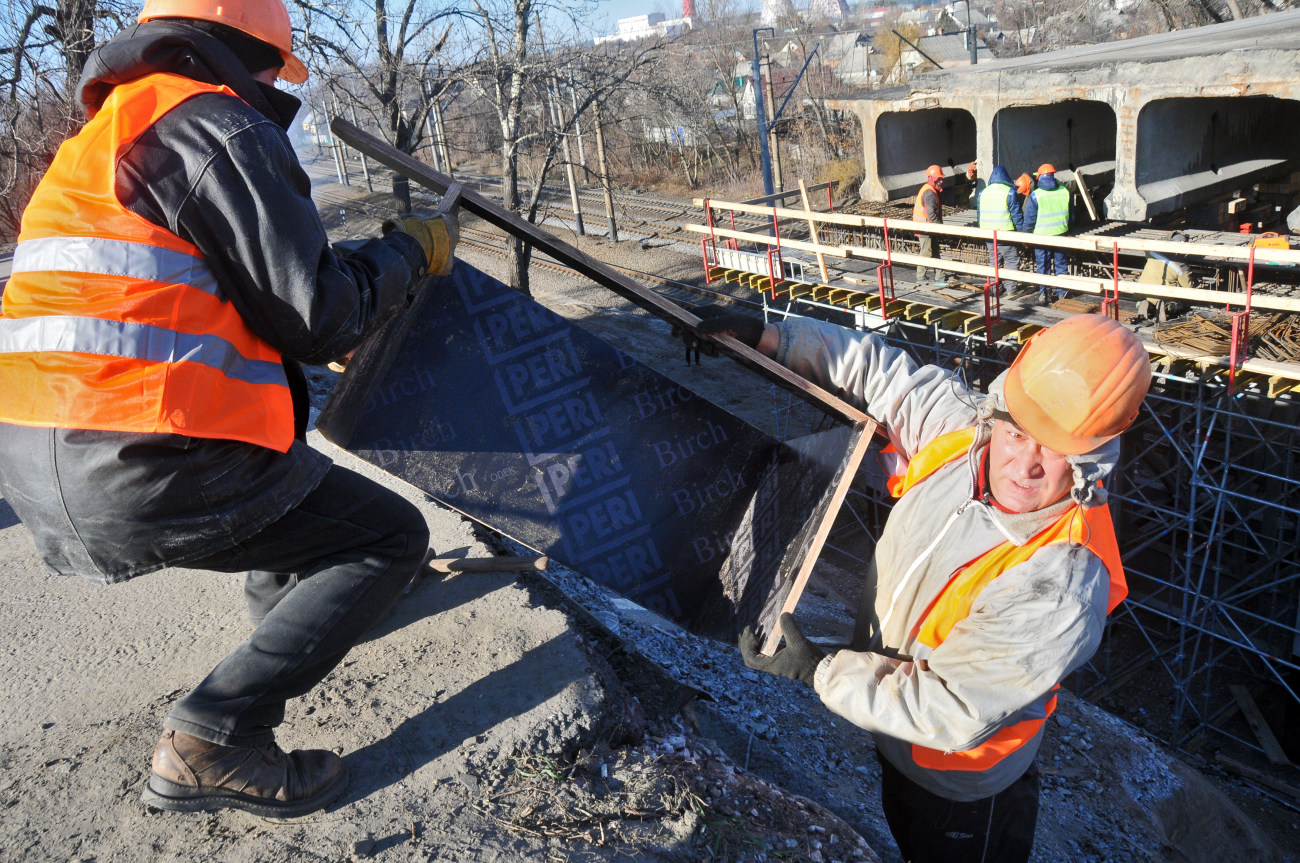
left=913, top=165, right=947, bottom=287
left=1024, top=163, right=1071, bottom=302
left=1136, top=232, right=1191, bottom=321
left=0, top=0, right=456, bottom=817
left=960, top=161, right=981, bottom=207
left=1016, top=172, right=1034, bottom=200
left=977, top=165, right=1026, bottom=295
left=679, top=310, right=1150, bottom=863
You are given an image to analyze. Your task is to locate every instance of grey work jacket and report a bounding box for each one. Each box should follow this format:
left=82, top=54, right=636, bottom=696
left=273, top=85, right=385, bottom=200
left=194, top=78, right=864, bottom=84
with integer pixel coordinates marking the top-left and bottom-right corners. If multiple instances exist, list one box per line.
left=774, top=317, right=1117, bottom=801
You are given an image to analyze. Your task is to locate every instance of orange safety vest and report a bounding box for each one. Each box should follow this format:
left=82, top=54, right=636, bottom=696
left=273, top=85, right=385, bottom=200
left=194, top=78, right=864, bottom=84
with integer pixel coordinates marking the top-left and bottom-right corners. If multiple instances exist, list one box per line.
left=0, top=72, right=294, bottom=452
left=912, top=182, right=941, bottom=223
left=887, top=427, right=1126, bottom=772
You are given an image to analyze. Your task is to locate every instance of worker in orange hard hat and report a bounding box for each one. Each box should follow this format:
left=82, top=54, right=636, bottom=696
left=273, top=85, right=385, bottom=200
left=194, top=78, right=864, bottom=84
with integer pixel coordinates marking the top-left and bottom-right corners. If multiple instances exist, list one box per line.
left=678, top=310, right=1150, bottom=863
left=912, top=165, right=948, bottom=287
left=0, top=0, right=459, bottom=818
left=1025, top=162, right=1072, bottom=301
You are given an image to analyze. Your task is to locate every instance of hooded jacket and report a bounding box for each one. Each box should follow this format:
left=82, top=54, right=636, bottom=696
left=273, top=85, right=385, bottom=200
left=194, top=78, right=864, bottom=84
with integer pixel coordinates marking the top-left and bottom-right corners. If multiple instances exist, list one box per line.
left=1023, top=173, right=1070, bottom=235
left=977, top=165, right=1025, bottom=233
left=772, top=317, right=1117, bottom=802
left=0, top=22, right=425, bottom=582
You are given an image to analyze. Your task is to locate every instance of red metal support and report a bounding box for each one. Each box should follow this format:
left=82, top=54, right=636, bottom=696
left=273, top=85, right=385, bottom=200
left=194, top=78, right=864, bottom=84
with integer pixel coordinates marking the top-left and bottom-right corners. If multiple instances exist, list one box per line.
left=1100, top=241, right=1122, bottom=320
left=701, top=198, right=717, bottom=280
left=1227, top=245, right=1256, bottom=395
left=770, top=206, right=784, bottom=298
left=728, top=208, right=738, bottom=251
left=876, top=217, right=896, bottom=319
left=981, top=231, right=1003, bottom=345
left=827, top=184, right=834, bottom=213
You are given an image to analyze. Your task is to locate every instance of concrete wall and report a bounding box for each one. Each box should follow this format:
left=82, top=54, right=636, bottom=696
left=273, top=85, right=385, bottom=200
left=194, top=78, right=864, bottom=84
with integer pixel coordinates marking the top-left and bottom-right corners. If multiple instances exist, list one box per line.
left=1135, top=95, right=1300, bottom=217
left=993, top=100, right=1116, bottom=188
left=830, top=12, right=1300, bottom=223
left=875, top=108, right=976, bottom=199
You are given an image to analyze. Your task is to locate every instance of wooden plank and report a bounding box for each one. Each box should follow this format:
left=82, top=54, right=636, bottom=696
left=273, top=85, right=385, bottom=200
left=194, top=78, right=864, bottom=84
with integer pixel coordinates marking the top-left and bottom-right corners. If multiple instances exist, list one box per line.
left=1074, top=168, right=1099, bottom=222
left=428, top=555, right=549, bottom=573
left=690, top=196, right=1300, bottom=265
left=683, top=222, right=1300, bottom=313
left=1229, top=684, right=1291, bottom=765
left=331, top=118, right=871, bottom=427
left=799, top=179, right=832, bottom=284
left=763, top=425, right=874, bottom=655
left=1216, top=755, right=1300, bottom=799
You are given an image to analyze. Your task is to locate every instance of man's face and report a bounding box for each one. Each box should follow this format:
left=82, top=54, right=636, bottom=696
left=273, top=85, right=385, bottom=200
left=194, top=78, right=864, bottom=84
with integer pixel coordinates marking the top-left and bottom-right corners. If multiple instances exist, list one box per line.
left=987, top=419, right=1073, bottom=513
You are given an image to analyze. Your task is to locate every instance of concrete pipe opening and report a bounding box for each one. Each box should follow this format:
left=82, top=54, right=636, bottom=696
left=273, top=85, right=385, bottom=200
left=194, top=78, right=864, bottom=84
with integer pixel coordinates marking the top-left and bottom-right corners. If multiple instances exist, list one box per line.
left=875, top=108, right=976, bottom=201
left=992, top=100, right=1116, bottom=211
left=1136, top=95, right=1300, bottom=218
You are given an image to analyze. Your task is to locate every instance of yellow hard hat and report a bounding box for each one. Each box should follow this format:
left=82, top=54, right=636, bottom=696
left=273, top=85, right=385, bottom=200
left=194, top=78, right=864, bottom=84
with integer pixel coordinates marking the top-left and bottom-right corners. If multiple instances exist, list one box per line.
left=139, top=0, right=308, bottom=83
left=1003, top=315, right=1151, bottom=455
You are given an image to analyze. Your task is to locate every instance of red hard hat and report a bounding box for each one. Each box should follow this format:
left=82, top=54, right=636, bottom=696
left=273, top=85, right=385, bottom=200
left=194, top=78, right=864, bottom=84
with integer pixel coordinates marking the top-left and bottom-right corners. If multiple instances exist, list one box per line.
left=1037, top=163, right=1057, bottom=175
left=926, top=165, right=944, bottom=180
left=1003, top=315, right=1152, bottom=455
left=139, top=0, right=309, bottom=84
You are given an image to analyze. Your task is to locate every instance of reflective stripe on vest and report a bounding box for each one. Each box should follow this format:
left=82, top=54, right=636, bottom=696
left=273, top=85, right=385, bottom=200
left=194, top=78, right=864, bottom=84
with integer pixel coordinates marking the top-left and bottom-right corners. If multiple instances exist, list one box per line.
left=912, top=183, right=940, bottom=223
left=887, top=426, right=1127, bottom=772
left=1, top=72, right=293, bottom=451
left=1031, top=186, right=1070, bottom=236
left=978, top=183, right=1016, bottom=231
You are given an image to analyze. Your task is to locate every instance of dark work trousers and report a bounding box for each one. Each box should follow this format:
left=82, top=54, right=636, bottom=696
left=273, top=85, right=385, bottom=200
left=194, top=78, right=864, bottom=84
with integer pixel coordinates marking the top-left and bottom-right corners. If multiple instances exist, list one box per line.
left=916, top=234, right=940, bottom=282
left=1033, top=246, right=1069, bottom=276
left=878, top=753, right=1039, bottom=863
left=986, top=241, right=1020, bottom=294
left=165, top=464, right=429, bottom=747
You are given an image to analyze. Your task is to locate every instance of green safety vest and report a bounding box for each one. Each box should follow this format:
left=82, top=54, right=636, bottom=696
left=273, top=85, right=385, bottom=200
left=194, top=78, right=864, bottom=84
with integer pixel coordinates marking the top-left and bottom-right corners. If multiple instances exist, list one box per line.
left=978, top=183, right=1016, bottom=231
left=1032, top=186, right=1070, bottom=236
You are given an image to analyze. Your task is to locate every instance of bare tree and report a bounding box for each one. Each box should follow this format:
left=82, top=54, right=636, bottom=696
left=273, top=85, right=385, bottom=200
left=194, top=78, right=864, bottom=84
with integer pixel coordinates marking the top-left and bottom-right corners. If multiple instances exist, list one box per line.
left=458, top=0, right=658, bottom=293
left=291, top=0, right=454, bottom=210
left=0, top=0, right=131, bottom=241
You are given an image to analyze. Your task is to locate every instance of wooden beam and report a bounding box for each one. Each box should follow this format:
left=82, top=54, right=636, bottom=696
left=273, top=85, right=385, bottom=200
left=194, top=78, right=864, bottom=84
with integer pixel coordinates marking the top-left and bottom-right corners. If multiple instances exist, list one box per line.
left=690, top=197, right=1300, bottom=266
left=1074, top=168, right=1099, bottom=222
left=683, top=222, right=1300, bottom=313
left=1216, top=754, right=1300, bottom=799
left=331, top=118, right=871, bottom=427
left=1229, top=684, right=1291, bottom=765
left=428, top=555, right=549, bottom=573
left=799, top=179, right=832, bottom=284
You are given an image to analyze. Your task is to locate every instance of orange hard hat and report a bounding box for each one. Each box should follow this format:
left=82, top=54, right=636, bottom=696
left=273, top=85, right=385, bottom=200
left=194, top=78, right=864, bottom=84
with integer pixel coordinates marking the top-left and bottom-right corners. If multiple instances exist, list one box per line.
left=1016, top=173, right=1033, bottom=195
left=1037, top=163, right=1057, bottom=175
left=139, top=0, right=308, bottom=84
left=926, top=164, right=944, bottom=180
left=1002, top=315, right=1151, bottom=456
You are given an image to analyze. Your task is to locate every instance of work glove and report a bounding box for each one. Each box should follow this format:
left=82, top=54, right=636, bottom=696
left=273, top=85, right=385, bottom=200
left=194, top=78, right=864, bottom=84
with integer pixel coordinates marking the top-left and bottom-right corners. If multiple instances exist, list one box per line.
left=382, top=213, right=459, bottom=277
left=672, top=306, right=767, bottom=364
left=738, top=613, right=826, bottom=687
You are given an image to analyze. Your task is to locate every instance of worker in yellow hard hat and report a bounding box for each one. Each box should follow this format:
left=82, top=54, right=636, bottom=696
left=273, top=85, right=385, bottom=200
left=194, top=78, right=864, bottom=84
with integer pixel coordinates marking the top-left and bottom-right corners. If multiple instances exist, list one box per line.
left=679, top=310, right=1151, bottom=863
left=0, top=0, right=458, bottom=817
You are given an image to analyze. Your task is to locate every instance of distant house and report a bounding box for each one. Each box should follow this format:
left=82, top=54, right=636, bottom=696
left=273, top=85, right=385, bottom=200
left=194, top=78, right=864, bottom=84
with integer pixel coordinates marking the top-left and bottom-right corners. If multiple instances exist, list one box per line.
left=593, top=12, right=692, bottom=45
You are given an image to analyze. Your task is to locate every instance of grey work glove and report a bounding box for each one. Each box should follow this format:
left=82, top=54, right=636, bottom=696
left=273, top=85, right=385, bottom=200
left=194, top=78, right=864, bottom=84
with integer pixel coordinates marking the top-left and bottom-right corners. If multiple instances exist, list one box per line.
left=739, top=613, right=826, bottom=687
left=672, top=306, right=766, bottom=364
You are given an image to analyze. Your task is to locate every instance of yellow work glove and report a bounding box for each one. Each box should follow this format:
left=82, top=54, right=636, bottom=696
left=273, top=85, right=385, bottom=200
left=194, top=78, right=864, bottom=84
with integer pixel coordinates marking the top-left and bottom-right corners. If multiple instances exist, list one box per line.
left=382, top=213, right=459, bottom=276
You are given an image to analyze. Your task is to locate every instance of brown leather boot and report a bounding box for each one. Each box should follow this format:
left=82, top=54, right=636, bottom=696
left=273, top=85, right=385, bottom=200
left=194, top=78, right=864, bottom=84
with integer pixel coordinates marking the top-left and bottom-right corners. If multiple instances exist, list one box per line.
left=141, top=729, right=347, bottom=817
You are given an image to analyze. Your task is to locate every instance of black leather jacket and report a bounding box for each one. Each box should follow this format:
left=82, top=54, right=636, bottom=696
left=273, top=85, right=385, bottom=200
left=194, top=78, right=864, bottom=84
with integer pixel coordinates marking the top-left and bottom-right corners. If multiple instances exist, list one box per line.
left=0, top=22, right=425, bottom=582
